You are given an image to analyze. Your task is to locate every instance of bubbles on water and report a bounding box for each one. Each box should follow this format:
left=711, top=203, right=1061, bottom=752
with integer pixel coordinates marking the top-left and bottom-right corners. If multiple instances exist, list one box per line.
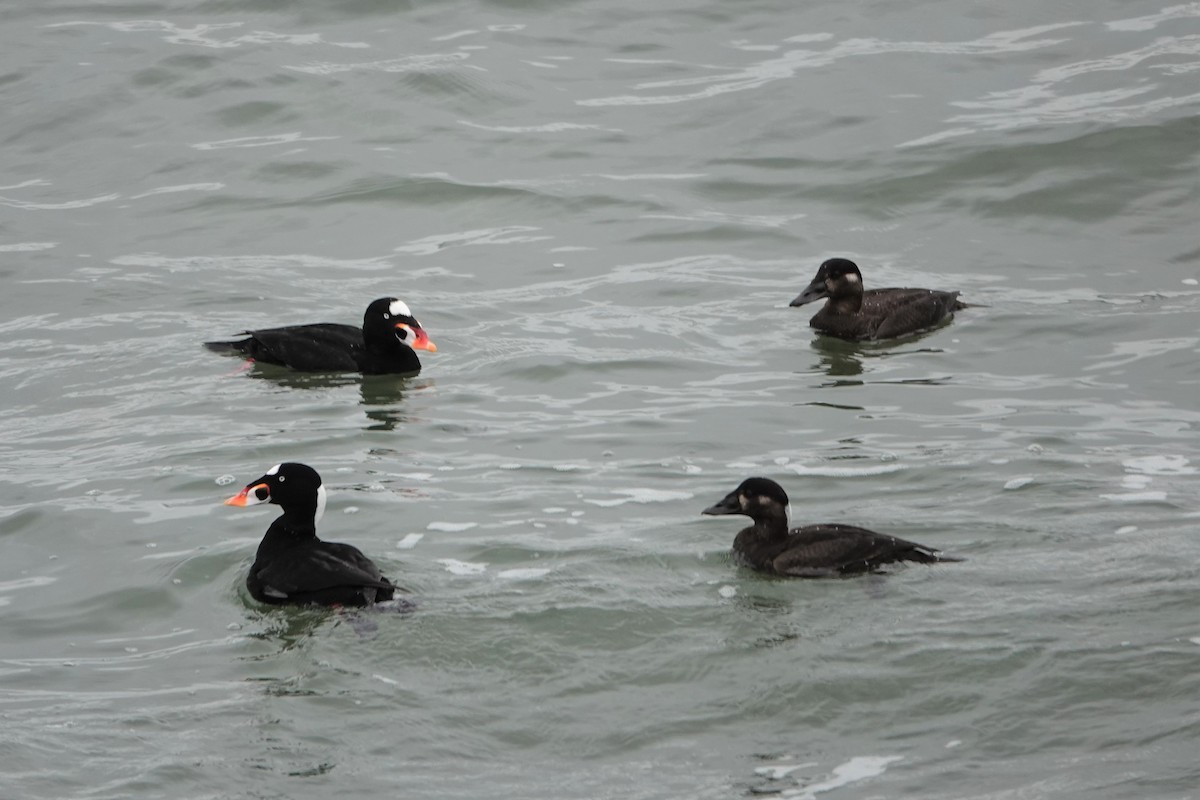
left=214, top=474, right=236, bottom=486
left=718, top=585, right=737, bottom=598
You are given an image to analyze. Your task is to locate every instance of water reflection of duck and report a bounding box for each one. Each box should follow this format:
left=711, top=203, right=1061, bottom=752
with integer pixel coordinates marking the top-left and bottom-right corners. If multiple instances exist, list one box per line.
left=224, top=462, right=403, bottom=607
left=790, top=258, right=968, bottom=340
left=702, top=477, right=962, bottom=577
left=205, top=297, right=436, bottom=374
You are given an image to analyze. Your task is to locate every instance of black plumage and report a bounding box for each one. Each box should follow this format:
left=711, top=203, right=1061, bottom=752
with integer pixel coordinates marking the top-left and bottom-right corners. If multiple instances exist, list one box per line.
left=789, top=258, right=968, bottom=340
left=702, top=477, right=962, bottom=577
left=205, top=297, right=435, bottom=374
left=224, top=462, right=401, bottom=607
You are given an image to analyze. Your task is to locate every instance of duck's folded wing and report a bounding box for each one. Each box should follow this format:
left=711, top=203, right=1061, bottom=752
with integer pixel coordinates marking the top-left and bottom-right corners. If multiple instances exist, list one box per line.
left=772, top=524, right=940, bottom=575
left=243, top=323, right=364, bottom=370
left=254, top=546, right=394, bottom=598
left=873, top=291, right=960, bottom=339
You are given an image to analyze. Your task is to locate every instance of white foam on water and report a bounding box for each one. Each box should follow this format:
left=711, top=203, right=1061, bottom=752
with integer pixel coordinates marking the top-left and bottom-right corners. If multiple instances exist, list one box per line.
left=790, top=463, right=905, bottom=478
left=1004, top=477, right=1034, bottom=490
left=1115, top=525, right=1138, bottom=534
left=1121, top=474, right=1152, bottom=489
left=396, top=533, right=424, bottom=549
left=542, top=507, right=566, bottom=513
left=783, top=755, right=903, bottom=799
left=718, top=585, right=737, bottom=599
left=496, top=568, right=551, bottom=580
left=427, top=521, right=478, bottom=532
left=584, top=488, right=693, bottom=507
left=1099, top=491, right=1168, bottom=503
left=1124, top=454, right=1195, bottom=475
left=437, top=559, right=487, bottom=575
left=0, top=575, right=57, bottom=594
left=755, top=761, right=815, bottom=780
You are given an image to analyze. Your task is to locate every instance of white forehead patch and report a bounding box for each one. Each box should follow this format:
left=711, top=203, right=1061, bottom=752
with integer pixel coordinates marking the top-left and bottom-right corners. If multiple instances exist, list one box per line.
left=389, top=299, right=411, bottom=318
left=845, top=272, right=860, bottom=283
left=266, top=463, right=281, bottom=476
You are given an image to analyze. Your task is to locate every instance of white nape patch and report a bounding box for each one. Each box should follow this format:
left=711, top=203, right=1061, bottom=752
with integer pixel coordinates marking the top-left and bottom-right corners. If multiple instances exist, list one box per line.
left=389, top=299, right=411, bottom=317
left=266, top=464, right=281, bottom=476
left=314, top=484, right=327, bottom=526
left=263, top=585, right=289, bottom=598
left=845, top=272, right=860, bottom=283
left=437, top=558, right=488, bottom=575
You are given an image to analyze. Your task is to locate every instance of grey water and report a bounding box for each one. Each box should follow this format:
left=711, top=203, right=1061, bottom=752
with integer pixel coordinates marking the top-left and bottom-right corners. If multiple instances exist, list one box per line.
left=2, top=1, right=1199, bottom=798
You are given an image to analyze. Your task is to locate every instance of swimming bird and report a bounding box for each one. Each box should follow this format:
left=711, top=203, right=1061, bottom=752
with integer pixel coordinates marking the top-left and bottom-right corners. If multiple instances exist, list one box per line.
left=789, top=258, right=967, bottom=340
left=205, top=297, right=436, bottom=374
left=701, top=477, right=962, bottom=577
left=224, top=462, right=400, bottom=606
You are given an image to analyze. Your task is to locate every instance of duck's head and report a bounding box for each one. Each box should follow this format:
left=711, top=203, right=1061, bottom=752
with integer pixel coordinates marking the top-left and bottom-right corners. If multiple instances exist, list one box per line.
left=225, top=462, right=327, bottom=526
left=363, top=297, right=436, bottom=353
left=789, top=258, right=863, bottom=307
left=702, top=477, right=790, bottom=520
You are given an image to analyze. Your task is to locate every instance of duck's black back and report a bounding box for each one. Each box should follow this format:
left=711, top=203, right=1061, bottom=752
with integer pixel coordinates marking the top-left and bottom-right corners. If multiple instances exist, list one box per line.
left=205, top=322, right=421, bottom=374
left=735, top=522, right=954, bottom=577
left=811, top=288, right=965, bottom=340
left=248, top=527, right=397, bottom=607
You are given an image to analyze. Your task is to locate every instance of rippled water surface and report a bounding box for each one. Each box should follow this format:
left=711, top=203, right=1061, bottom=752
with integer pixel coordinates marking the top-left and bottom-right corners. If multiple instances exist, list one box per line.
left=2, top=1, right=1199, bottom=798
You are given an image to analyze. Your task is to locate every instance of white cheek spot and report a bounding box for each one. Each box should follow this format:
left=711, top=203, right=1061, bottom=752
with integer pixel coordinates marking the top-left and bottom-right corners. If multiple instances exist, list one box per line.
left=738, top=494, right=749, bottom=510
left=314, top=484, right=327, bottom=526
left=845, top=273, right=860, bottom=283
left=266, top=464, right=281, bottom=476
left=388, top=299, right=411, bottom=318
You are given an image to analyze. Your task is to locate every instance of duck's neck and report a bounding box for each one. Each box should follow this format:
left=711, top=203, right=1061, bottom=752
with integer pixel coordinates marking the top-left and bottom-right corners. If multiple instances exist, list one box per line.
left=827, top=290, right=863, bottom=314
left=746, top=506, right=791, bottom=539
left=257, top=510, right=319, bottom=554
